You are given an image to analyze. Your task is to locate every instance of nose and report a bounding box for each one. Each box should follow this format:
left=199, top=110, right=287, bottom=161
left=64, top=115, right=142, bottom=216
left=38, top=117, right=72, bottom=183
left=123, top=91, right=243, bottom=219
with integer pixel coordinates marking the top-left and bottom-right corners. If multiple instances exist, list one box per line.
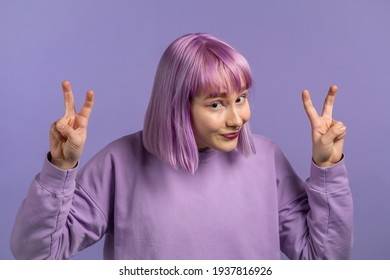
left=226, top=107, right=243, bottom=128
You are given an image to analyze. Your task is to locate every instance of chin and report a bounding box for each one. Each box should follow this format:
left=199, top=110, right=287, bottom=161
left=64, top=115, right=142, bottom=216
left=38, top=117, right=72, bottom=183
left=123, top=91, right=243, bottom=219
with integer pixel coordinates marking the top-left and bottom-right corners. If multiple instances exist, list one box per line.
left=213, top=141, right=238, bottom=152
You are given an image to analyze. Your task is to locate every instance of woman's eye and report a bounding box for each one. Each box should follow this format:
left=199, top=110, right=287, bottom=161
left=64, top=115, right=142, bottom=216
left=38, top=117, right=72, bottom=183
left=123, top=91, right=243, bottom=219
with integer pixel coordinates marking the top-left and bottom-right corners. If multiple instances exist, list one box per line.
left=236, top=96, right=246, bottom=103
left=210, top=102, right=223, bottom=109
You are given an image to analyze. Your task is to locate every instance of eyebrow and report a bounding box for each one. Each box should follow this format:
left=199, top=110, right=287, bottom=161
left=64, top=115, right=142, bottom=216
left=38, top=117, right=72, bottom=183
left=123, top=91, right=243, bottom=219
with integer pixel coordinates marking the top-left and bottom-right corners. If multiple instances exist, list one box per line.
left=203, top=88, right=249, bottom=100
left=204, top=92, right=227, bottom=100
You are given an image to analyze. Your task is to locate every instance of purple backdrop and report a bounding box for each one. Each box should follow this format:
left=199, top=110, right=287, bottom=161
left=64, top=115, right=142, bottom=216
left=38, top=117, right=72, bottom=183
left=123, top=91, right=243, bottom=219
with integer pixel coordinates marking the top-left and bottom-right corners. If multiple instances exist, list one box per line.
left=1, top=0, right=389, bottom=260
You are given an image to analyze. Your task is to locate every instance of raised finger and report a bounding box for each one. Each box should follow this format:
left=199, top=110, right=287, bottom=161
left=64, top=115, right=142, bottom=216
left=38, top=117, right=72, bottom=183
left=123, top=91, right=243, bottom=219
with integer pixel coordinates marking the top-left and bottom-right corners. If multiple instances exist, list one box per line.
left=321, top=85, right=338, bottom=118
left=78, top=90, right=94, bottom=120
left=62, top=80, right=76, bottom=116
left=302, top=89, right=319, bottom=124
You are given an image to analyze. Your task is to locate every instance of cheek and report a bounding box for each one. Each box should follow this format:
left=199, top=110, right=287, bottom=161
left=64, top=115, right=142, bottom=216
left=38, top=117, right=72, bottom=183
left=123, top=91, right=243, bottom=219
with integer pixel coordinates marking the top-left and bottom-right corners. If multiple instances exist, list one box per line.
left=196, top=113, right=222, bottom=133
left=241, top=103, right=251, bottom=123
left=191, top=106, right=215, bottom=137
left=191, top=105, right=221, bottom=131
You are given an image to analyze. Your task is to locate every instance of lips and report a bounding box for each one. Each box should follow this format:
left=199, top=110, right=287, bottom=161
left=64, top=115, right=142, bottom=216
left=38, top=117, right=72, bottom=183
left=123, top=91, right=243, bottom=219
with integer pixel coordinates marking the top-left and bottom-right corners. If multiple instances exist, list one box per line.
left=221, top=131, right=240, bottom=140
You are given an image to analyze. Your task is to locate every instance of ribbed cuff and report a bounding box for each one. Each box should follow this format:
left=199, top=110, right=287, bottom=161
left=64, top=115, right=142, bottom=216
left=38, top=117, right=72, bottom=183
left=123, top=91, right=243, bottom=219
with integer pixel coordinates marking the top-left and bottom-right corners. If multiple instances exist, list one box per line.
left=37, top=153, right=78, bottom=194
left=309, top=155, right=348, bottom=191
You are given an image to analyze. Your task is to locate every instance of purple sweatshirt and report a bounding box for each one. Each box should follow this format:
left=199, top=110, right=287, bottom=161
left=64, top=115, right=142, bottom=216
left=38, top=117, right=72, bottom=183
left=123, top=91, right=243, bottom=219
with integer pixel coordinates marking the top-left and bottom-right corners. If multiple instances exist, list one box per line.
left=10, top=131, right=353, bottom=259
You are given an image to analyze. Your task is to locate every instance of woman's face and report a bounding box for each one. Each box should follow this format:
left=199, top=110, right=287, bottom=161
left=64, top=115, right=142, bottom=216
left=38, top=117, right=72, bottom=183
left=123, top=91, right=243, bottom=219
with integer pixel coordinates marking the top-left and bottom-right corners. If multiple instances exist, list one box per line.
left=190, top=86, right=251, bottom=152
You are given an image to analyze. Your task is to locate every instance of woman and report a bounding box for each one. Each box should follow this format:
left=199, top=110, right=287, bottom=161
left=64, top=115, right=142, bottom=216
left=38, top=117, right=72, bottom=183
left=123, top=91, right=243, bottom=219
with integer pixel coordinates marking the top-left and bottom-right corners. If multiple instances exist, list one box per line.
left=10, top=33, right=353, bottom=259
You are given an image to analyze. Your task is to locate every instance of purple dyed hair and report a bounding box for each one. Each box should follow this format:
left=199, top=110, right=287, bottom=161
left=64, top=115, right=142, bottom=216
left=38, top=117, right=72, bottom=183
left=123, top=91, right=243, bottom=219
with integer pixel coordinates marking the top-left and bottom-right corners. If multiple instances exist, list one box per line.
left=143, top=33, right=255, bottom=173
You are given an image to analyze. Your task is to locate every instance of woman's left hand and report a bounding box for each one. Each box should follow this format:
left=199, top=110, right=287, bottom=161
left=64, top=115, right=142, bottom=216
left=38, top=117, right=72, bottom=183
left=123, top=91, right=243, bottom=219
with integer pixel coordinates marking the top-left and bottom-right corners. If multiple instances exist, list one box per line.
left=302, top=85, right=347, bottom=167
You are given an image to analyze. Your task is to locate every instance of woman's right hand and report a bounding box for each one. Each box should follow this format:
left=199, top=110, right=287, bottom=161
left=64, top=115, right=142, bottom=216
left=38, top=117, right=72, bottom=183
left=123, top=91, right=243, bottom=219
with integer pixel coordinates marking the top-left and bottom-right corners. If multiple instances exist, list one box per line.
left=49, top=81, right=94, bottom=170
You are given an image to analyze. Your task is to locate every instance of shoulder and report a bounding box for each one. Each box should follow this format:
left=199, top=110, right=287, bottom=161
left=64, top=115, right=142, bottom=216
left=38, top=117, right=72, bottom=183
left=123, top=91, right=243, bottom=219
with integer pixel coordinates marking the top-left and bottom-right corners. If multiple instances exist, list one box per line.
left=77, top=131, right=149, bottom=183
left=248, top=133, right=289, bottom=165
left=83, top=131, right=146, bottom=168
left=103, top=131, right=144, bottom=153
left=251, top=133, right=279, bottom=151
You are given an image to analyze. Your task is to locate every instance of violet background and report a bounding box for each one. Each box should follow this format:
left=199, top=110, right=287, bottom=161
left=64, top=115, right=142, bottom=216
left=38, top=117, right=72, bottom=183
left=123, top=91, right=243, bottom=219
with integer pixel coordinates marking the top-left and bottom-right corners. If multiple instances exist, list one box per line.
left=1, top=0, right=389, bottom=260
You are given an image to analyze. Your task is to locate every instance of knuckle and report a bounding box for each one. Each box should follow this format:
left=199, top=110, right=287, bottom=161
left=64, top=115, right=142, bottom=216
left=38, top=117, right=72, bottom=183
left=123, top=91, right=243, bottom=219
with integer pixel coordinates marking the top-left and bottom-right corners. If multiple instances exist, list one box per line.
left=319, top=137, right=328, bottom=146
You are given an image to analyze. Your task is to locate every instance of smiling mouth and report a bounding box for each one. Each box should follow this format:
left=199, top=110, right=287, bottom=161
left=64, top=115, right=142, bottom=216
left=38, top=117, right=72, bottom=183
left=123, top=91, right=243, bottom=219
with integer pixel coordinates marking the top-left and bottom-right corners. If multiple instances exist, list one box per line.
left=221, top=131, right=240, bottom=140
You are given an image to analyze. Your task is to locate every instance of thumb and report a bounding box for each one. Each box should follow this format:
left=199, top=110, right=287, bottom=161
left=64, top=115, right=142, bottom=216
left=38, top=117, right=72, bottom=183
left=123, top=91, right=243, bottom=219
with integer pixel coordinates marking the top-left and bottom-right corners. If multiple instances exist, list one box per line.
left=55, top=121, right=78, bottom=143
left=322, top=121, right=346, bottom=144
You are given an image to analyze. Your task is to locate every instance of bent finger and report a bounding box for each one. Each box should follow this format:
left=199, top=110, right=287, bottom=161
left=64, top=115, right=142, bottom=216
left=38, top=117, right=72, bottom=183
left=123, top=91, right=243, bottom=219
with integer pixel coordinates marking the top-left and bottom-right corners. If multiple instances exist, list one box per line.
left=55, top=119, right=79, bottom=143
left=322, top=121, right=346, bottom=145
left=50, top=122, right=65, bottom=142
left=334, top=121, right=347, bottom=140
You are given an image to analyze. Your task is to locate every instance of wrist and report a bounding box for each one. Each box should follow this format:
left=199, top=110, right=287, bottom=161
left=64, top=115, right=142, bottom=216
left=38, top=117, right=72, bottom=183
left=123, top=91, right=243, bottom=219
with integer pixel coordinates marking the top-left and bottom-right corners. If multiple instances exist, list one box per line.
left=48, top=153, right=78, bottom=170
left=312, top=154, right=344, bottom=168
left=313, top=160, right=334, bottom=168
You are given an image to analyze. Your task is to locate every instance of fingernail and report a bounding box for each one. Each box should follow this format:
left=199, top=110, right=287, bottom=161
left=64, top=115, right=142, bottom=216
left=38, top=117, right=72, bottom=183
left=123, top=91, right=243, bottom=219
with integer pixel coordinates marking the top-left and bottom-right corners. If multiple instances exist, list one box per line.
left=339, top=126, right=346, bottom=132
left=57, top=123, right=64, bottom=130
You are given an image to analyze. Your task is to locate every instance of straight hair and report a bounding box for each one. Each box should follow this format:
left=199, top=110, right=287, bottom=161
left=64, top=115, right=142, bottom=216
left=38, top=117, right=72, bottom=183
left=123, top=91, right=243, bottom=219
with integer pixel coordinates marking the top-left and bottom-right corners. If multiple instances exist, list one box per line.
left=143, top=33, right=255, bottom=173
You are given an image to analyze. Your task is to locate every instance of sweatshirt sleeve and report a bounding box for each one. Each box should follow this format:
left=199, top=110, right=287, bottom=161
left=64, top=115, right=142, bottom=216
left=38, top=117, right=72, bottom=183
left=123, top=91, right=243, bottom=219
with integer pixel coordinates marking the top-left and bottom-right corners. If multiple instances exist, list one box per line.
left=10, top=155, right=108, bottom=259
left=276, top=146, right=353, bottom=260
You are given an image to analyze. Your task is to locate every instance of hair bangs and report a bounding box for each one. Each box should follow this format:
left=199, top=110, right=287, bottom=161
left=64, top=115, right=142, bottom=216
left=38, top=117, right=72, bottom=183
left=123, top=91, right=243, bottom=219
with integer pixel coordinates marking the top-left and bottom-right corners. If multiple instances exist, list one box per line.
left=196, top=42, right=252, bottom=97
